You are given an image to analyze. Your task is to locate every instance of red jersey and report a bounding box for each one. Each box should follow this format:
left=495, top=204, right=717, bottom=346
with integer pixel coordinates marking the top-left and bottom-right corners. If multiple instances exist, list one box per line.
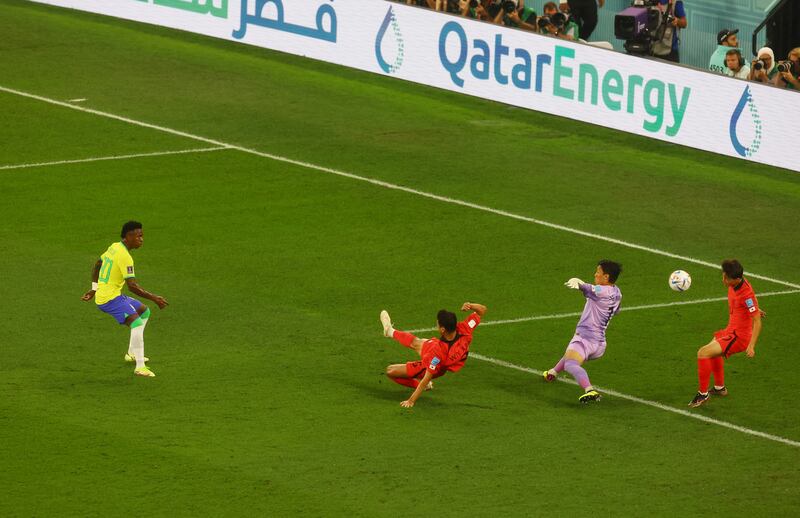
left=724, top=278, right=759, bottom=337
left=421, top=312, right=481, bottom=374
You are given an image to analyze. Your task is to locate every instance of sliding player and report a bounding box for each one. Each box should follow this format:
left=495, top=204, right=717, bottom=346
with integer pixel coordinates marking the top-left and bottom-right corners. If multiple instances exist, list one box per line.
left=688, top=259, right=763, bottom=408
left=380, top=302, right=487, bottom=408
left=81, top=221, right=169, bottom=377
left=543, top=260, right=622, bottom=403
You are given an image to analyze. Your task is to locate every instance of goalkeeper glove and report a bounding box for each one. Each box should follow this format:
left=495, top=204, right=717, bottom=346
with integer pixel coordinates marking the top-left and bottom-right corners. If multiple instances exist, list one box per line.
left=564, top=278, right=585, bottom=290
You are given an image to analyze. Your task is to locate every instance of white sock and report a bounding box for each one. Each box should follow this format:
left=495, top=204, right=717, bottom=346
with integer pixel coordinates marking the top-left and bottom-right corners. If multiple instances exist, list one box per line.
left=128, top=318, right=148, bottom=356
left=130, top=325, right=145, bottom=368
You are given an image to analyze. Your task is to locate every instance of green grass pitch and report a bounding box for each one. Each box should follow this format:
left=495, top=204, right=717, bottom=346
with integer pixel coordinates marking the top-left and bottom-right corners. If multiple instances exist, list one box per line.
left=1, top=1, right=799, bottom=515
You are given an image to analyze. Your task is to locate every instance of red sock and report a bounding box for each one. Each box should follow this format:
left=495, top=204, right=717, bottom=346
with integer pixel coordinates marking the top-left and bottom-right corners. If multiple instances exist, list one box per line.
left=392, top=330, right=416, bottom=348
left=697, top=358, right=712, bottom=393
left=391, top=377, right=419, bottom=389
left=711, top=357, right=725, bottom=387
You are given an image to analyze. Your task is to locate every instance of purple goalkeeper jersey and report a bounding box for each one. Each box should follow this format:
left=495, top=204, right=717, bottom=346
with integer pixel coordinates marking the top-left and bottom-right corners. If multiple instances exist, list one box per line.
left=575, top=283, right=622, bottom=342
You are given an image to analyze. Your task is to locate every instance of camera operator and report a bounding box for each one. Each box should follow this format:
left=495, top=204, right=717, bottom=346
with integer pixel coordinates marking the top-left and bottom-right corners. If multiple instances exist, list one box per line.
left=490, top=1, right=538, bottom=31
left=539, top=2, right=580, bottom=41
left=557, top=0, right=603, bottom=40
left=708, top=28, right=740, bottom=74
left=652, top=0, right=687, bottom=63
left=724, top=49, right=749, bottom=79
left=773, top=47, right=800, bottom=90
left=748, top=47, right=777, bottom=84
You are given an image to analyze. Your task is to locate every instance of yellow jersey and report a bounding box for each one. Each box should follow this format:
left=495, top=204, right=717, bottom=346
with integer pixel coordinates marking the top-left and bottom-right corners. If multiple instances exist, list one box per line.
left=95, top=242, right=136, bottom=305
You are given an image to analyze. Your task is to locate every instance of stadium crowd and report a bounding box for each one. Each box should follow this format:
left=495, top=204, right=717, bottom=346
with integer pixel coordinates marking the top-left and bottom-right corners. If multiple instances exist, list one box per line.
left=398, top=0, right=800, bottom=91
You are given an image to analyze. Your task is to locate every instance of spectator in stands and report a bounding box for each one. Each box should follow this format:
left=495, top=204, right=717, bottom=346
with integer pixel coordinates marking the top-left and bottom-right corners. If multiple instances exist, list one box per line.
left=708, top=28, right=740, bottom=74
left=773, top=47, right=800, bottom=90
left=559, top=0, right=602, bottom=40
left=653, top=0, right=687, bottom=63
left=540, top=2, right=580, bottom=41
left=724, top=49, right=750, bottom=79
left=748, top=47, right=777, bottom=84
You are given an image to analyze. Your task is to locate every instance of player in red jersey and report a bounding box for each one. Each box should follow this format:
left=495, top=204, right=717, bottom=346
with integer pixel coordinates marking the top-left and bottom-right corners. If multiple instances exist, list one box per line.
left=688, top=259, right=765, bottom=408
left=380, top=302, right=487, bottom=408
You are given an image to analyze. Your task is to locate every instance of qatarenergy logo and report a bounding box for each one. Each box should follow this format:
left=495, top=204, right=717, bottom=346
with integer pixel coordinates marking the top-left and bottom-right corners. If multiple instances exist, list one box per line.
left=729, top=86, right=762, bottom=158
left=375, top=7, right=404, bottom=74
left=438, top=21, right=691, bottom=137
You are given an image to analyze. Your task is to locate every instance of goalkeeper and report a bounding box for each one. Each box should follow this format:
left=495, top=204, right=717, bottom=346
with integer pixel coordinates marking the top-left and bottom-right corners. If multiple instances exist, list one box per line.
left=542, top=260, right=622, bottom=403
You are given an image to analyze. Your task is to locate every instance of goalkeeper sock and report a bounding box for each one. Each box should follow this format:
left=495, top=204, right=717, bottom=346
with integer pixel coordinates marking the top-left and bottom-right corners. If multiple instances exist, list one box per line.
left=564, top=359, right=591, bottom=390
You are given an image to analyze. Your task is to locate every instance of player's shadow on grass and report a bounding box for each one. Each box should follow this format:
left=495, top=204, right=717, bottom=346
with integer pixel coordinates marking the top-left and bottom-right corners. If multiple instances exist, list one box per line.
left=483, top=374, right=585, bottom=409
left=347, top=379, right=496, bottom=410
left=348, top=379, right=410, bottom=403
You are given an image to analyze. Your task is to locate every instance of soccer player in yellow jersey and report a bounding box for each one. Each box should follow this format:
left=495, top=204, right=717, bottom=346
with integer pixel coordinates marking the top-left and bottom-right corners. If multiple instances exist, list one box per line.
left=81, top=221, right=168, bottom=377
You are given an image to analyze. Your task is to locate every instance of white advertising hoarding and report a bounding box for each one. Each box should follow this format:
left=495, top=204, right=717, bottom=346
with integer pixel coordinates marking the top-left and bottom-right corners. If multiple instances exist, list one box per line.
left=28, top=0, right=800, bottom=172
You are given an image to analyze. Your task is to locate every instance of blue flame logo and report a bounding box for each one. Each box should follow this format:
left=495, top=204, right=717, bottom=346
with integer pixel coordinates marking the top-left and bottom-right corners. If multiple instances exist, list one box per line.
left=729, top=86, right=762, bottom=158
left=375, top=7, right=404, bottom=74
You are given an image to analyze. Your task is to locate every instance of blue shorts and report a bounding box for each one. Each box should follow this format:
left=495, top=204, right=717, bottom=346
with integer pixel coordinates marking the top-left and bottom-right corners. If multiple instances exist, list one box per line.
left=97, top=295, right=144, bottom=324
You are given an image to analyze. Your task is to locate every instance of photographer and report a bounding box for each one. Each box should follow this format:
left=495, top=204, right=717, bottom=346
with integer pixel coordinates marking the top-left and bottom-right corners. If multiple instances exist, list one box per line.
left=708, top=28, right=740, bottom=74
left=539, top=2, right=580, bottom=41
left=773, top=47, right=800, bottom=90
left=653, top=0, right=687, bottom=63
left=748, top=47, right=777, bottom=84
left=460, top=0, right=491, bottom=19
left=724, top=49, right=749, bottom=79
left=490, top=1, right=538, bottom=32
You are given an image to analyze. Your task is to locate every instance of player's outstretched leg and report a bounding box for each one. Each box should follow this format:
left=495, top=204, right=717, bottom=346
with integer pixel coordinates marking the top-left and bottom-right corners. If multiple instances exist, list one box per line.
left=564, top=359, right=600, bottom=403
left=543, top=358, right=566, bottom=382
left=380, top=310, right=419, bottom=350
left=125, top=305, right=151, bottom=363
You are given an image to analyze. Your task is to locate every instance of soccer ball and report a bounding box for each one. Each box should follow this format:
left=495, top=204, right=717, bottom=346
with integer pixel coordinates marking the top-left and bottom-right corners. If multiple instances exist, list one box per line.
left=669, top=270, right=692, bottom=291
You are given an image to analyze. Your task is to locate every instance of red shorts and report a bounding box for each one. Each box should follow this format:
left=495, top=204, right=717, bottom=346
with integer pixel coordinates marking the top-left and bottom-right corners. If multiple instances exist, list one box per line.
left=405, top=361, right=447, bottom=380
left=714, top=330, right=750, bottom=358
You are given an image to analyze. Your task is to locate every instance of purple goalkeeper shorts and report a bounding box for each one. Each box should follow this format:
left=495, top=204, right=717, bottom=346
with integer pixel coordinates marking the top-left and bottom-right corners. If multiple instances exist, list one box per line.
left=97, top=295, right=144, bottom=324
left=566, top=333, right=606, bottom=361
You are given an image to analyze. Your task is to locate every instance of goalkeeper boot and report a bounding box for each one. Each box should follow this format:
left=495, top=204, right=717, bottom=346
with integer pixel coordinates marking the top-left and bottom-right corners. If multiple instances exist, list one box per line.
left=578, top=390, right=601, bottom=403
left=543, top=370, right=557, bottom=382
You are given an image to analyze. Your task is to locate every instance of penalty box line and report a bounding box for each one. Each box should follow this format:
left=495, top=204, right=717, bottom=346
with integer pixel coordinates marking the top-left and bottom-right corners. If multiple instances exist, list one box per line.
left=0, top=146, right=230, bottom=171
left=469, top=352, right=800, bottom=449
left=405, top=289, right=800, bottom=333
left=1, top=84, right=798, bottom=290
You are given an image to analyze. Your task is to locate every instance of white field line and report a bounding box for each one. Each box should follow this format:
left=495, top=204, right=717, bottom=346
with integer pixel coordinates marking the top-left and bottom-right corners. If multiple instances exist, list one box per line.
left=406, top=289, right=800, bottom=333
left=67, top=98, right=86, bottom=103
left=2, top=84, right=798, bottom=290
left=469, top=352, right=800, bottom=449
left=0, top=146, right=229, bottom=171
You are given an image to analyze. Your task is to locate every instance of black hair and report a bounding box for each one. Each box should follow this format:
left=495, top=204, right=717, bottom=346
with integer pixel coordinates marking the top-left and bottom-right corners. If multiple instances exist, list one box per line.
left=121, top=220, right=143, bottom=238
left=598, top=260, right=622, bottom=283
left=721, top=259, right=744, bottom=279
left=437, top=310, right=457, bottom=333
